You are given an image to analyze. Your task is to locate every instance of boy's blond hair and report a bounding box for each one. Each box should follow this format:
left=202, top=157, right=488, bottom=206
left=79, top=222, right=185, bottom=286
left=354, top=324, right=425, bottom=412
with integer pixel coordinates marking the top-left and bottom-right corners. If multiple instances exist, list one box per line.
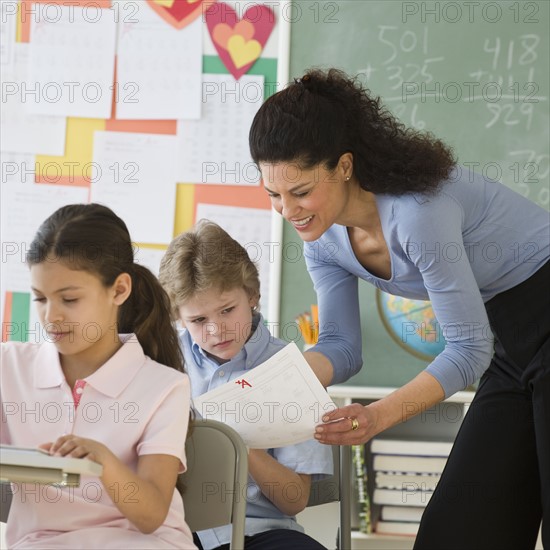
left=159, top=219, right=261, bottom=319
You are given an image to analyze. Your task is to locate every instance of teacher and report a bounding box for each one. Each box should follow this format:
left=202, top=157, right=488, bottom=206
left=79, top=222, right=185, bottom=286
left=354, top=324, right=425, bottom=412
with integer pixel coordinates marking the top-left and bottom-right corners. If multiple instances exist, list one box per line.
left=249, top=68, right=549, bottom=549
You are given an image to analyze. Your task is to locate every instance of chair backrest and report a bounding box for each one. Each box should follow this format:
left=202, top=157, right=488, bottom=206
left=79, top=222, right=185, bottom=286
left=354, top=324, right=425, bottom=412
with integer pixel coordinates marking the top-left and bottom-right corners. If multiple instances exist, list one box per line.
left=179, top=419, right=248, bottom=550
left=0, top=483, right=12, bottom=523
left=307, top=445, right=352, bottom=550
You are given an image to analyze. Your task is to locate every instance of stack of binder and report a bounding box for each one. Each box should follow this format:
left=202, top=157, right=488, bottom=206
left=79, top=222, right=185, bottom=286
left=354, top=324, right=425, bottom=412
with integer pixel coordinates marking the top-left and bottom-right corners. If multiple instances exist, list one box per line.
left=370, top=438, right=452, bottom=536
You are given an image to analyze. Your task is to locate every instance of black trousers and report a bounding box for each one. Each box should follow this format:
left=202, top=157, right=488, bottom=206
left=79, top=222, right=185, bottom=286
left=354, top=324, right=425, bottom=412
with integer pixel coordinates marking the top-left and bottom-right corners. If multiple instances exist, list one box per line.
left=414, top=261, right=550, bottom=550
left=193, top=529, right=327, bottom=550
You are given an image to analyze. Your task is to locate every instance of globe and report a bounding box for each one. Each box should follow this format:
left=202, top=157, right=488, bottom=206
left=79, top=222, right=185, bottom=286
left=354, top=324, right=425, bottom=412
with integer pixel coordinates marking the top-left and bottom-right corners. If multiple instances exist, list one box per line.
left=375, top=289, right=446, bottom=361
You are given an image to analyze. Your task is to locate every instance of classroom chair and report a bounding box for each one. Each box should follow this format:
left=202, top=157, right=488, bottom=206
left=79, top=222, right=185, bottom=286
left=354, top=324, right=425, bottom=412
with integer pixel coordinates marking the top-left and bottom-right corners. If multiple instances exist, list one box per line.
left=307, top=445, right=352, bottom=549
left=0, top=483, right=12, bottom=523
left=180, top=418, right=249, bottom=550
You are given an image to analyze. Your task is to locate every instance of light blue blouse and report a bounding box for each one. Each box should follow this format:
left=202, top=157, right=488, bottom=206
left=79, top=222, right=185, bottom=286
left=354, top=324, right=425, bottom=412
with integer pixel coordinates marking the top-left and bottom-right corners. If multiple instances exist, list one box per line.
left=180, top=315, right=333, bottom=550
left=305, top=167, right=549, bottom=396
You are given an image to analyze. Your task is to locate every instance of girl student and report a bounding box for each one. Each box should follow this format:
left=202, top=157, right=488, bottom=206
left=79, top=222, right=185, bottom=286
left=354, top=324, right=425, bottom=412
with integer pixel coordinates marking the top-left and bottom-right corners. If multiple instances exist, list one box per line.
left=159, top=220, right=333, bottom=550
left=1, top=203, right=196, bottom=549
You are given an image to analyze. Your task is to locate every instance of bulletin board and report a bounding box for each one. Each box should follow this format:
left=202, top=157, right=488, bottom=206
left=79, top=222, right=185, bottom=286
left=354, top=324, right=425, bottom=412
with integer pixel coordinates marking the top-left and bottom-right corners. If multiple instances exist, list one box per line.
left=1, top=0, right=291, bottom=342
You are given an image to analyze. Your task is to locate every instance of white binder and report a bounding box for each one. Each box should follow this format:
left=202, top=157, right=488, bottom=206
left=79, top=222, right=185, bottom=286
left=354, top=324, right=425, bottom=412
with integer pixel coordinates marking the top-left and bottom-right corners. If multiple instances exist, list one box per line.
left=0, top=445, right=102, bottom=487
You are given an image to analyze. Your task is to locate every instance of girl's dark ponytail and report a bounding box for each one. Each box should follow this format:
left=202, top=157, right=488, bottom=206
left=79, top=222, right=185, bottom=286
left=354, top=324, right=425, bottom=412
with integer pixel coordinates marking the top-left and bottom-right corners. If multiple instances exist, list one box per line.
left=119, top=263, right=184, bottom=373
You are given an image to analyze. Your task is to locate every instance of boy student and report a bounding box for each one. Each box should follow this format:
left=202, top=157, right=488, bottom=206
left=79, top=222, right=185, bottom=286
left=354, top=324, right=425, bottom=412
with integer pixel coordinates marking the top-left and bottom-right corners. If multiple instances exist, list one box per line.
left=159, top=220, right=332, bottom=550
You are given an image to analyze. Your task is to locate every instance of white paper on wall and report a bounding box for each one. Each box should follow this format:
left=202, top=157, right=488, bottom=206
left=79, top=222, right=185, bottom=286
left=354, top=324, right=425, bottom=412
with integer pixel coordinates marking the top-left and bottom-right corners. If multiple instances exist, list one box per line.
left=177, top=74, right=264, bottom=185
left=0, top=1, right=17, bottom=69
left=28, top=4, right=117, bottom=118
left=90, top=131, right=178, bottom=244
left=0, top=176, right=89, bottom=296
left=1, top=44, right=67, bottom=155
left=116, top=6, right=202, bottom=120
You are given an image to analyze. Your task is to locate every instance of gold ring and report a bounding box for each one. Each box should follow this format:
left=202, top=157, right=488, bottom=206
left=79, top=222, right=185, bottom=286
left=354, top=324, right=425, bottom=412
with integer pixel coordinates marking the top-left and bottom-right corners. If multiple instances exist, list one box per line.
left=350, top=418, right=359, bottom=431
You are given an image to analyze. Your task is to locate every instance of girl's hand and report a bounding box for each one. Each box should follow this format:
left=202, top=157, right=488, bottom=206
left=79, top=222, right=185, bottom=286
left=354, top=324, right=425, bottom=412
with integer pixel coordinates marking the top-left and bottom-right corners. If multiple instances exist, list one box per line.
left=39, top=435, right=113, bottom=466
left=314, top=402, right=380, bottom=445
left=39, top=435, right=180, bottom=534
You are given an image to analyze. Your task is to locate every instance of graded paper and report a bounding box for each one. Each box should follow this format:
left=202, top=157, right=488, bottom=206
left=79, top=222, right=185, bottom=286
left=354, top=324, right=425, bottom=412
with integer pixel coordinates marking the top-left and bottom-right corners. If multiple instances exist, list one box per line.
left=177, top=74, right=264, bottom=185
left=193, top=342, right=336, bottom=449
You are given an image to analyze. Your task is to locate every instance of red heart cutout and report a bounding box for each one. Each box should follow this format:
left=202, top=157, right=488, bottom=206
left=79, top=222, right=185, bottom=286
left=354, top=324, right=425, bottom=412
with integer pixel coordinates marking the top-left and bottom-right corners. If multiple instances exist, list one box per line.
left=147, top=0, right=217, bottom=30
left=205, top=2, right=276, bottom=80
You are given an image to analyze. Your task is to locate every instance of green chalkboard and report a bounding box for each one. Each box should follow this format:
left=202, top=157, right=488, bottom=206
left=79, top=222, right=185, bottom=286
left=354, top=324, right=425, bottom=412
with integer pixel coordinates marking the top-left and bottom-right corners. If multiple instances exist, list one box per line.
left=278, top=0, right=550, bottom=387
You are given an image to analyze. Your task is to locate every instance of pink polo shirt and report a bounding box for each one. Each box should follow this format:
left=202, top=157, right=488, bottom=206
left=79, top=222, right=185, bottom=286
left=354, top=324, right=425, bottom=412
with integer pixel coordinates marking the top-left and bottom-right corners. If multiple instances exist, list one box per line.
left=1, top=335, right=196, bottom=549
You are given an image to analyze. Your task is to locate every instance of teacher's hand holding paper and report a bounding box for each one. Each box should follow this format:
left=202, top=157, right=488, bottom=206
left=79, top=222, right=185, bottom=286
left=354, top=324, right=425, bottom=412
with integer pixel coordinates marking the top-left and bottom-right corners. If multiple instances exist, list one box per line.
left=193, top=342, right=336, bottom=449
